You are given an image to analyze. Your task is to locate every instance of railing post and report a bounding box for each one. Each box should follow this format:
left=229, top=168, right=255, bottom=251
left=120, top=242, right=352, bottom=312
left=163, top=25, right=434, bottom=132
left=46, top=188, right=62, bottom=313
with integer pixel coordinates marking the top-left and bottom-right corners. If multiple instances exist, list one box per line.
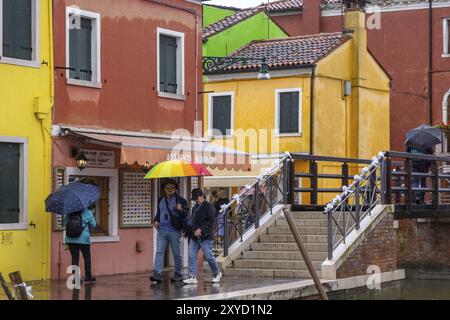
left=431, top=160, right=439, bottom=210
left=381, top=159, right=387, bottom=204
left=342, top=163, right=349, bottom=187
left=327, top=211, right=333, bottom=260
left=254, top=181, right=260, bottom=228
left=311, top=160, right=318, bottom=205
left=223, top=208, right=229, bottom=257
left=355, top=181, right=360, bottom=230
left=283, top=159, right=289, bottom=204
left=288, top=159, right=295, bottom=205
left=405, top=159, right=413, bottom=211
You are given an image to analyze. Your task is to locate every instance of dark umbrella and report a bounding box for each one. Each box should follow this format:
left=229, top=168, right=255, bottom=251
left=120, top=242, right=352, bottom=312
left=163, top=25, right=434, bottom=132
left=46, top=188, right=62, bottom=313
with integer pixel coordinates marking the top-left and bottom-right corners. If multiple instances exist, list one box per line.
left=45, top=181, right=100, bottom=215
left=405, top=124, right=442, bottom=150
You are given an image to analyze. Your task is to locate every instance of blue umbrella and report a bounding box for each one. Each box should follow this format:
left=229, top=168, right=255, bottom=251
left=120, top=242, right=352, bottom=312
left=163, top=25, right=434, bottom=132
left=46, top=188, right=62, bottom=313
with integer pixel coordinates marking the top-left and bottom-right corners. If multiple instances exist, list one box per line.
left=45, top=181, right=100, bottom=215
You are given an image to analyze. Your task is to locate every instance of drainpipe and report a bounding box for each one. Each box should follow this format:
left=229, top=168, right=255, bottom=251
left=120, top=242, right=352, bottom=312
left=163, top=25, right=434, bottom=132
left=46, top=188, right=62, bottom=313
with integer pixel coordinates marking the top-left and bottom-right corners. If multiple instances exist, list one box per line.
left=428, top=0, right=433, bottom=125
left=195, top=15, right=199, bottom=131
left=309, top=65, right=316, bottom=155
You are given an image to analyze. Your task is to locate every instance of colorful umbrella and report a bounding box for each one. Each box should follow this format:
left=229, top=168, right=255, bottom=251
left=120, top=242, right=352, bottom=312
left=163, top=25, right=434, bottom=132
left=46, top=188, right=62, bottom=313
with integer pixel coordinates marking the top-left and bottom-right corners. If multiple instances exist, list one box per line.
left=144, top=160, right=213, bottom=179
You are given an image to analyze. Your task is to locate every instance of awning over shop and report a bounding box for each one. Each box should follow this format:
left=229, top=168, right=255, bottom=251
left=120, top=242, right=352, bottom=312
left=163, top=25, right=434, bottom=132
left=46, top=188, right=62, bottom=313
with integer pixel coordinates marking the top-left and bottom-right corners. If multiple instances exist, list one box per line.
left=63, top=127, right=250, bottom=171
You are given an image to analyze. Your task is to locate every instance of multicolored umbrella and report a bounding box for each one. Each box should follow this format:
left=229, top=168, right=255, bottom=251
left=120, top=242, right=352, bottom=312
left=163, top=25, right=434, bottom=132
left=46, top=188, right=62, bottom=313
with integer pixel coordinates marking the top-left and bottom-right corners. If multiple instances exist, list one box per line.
left=144, top=160, right=212, bottom=179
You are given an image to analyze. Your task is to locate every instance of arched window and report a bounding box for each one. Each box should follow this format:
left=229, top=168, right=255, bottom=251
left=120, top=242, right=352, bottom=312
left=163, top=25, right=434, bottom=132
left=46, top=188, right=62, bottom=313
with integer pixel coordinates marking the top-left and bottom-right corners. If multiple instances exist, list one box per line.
left=442, top=90, right=450, bottom=152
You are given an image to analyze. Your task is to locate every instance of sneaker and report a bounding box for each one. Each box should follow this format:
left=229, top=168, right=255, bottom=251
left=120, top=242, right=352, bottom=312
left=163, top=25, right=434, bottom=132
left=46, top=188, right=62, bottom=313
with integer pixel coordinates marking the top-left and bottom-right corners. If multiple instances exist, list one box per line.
left=170, top=273, right=184, bottom=282
left=84, top=276, right=96, bottom=282
left=212, top=272, right=222, bottom=283
left=182, top=276, right=198, bottom=284
left=150, top=272, right=162, bottom=282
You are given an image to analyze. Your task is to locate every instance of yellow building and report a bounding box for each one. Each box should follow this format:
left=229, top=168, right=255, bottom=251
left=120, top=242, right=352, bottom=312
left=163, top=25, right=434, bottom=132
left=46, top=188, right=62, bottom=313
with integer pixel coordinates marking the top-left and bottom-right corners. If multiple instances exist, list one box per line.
left=0, top=0, right=54, bottom=281
left=203, top=9, right=391, bottom=200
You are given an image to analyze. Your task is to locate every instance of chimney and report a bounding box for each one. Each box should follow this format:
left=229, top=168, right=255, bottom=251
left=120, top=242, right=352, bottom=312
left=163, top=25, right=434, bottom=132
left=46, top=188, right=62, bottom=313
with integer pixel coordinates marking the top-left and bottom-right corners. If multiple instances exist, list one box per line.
left=343, top=1, right=368, bottom=159
left=303, top=0, right=320, bottom=35
left=344, top=1, right=367, bottom=85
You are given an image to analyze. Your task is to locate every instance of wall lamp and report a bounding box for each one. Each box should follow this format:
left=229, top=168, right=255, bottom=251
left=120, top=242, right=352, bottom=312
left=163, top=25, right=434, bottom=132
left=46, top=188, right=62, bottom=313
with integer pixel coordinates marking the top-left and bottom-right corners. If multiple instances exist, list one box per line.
left=71, top=146, right=88, bottom=171
left=142, top=161, right=152, bottom=173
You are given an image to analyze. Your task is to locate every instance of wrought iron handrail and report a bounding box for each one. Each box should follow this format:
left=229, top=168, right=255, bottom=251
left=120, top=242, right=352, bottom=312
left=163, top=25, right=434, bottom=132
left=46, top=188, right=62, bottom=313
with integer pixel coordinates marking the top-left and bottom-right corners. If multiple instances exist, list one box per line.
left=323, top=152, right=386, bottom=260
left=214, top=153, right=292, bottom=257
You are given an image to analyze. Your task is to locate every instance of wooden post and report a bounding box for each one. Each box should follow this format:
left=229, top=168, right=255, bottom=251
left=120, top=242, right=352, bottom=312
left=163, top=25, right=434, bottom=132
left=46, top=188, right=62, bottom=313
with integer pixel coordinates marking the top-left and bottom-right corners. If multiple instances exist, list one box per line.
left=405, top=159, right=413, bottom=211
left=284, top=209, right=329, bottom=300
left=9, top=271, right=29, bottom=300
left=0, top=272, right=14, bottom=300
left=431, top=160, right=439, bottom=210
left=310, top=161, right=318, bottom=205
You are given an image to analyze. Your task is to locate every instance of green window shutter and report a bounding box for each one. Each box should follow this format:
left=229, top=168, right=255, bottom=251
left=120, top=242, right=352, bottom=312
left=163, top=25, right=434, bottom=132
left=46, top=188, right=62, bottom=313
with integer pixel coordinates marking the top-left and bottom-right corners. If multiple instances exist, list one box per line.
left=69, top=20, right=79, bottom=79
left=159, top=36, right=167, bottom=92
left=2, top=0, right=15, bottom=58
left=69, top=17, right=92, bottom=81
left=0, top=143, right=20, bottom=224
left=78, top=17, right=92, bottom=81
left=13, top=0, right=32, bottom=60
left=279, top=92, right=299, bottom=134
left=160, top=35, right=178, bottom=94
left=212, top=96, right=231, bottom=136
left=2, top=0, right=32, bottom=60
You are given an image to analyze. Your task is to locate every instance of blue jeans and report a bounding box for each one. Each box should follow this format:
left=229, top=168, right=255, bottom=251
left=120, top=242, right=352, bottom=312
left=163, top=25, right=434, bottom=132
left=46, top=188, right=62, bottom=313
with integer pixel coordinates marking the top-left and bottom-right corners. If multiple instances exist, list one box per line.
left=188, top=239, right=219, bottom=277
left=153, top=229, right=182, bottom=275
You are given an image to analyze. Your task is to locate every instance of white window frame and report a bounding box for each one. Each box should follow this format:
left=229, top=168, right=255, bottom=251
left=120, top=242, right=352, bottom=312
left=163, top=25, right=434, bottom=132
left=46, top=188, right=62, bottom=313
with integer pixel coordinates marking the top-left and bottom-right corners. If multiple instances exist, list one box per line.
left=65, top=167, right=119, bottom=243
left=157, top=27, right=185, bottom=100
left=0, top=0, right=40, bottom=68
left=0, top=137, right=28, bottom=230
left=65, top=6, right=101, bottom=88
left=443, top=18, right=450, bottom=57
left=275, top=88, right=303, bottom=137
left=207, top=92, right=235, bottom=138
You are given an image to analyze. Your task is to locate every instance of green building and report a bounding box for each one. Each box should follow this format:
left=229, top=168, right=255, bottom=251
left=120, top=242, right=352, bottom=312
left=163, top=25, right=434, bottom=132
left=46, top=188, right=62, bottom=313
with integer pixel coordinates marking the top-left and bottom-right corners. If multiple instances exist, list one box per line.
left=202, top=4, right=288, bottom=57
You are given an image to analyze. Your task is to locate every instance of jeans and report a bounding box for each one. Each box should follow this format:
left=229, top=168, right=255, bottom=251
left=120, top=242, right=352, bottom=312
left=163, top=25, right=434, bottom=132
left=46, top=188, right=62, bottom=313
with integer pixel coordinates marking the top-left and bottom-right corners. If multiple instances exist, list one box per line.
left=68, top=243, right=92, bottom=278
left=153, top=229, right=183, bottom=275
left=188, top=239, right=219, bottom=277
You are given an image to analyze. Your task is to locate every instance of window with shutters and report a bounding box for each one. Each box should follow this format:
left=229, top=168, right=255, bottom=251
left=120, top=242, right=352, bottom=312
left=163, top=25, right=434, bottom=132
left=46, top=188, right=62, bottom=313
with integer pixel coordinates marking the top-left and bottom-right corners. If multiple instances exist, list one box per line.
left=208, top=92, right=234, bottom=138
left=66, top=7, right=101, bottom=87
left=443, top=19, right=450, bottom=57
left=275, top=88, right=302, bottom=136
left=0, top=138, right=27, bottom=230
left=157, top=28, right=185, bottom=99
left=0, top=0, right=40, bottom=67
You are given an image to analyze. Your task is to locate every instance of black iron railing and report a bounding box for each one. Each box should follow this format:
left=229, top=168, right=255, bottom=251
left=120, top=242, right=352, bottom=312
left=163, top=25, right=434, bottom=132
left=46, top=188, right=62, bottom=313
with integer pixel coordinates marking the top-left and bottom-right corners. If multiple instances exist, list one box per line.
left=214, top=155, right=293, bottom=257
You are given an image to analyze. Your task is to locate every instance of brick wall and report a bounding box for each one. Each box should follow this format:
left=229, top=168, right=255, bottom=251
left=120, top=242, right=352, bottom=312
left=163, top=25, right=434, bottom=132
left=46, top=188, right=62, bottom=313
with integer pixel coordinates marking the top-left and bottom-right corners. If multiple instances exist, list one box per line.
left=397, top=219, right=450, bottom=269
left=336, top=213, right=397, bottom=278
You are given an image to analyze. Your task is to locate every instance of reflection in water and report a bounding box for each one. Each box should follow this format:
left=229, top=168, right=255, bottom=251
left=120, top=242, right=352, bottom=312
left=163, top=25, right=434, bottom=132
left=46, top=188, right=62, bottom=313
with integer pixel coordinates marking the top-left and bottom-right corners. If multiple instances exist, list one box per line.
left=329, top=280, right=450, bottom=300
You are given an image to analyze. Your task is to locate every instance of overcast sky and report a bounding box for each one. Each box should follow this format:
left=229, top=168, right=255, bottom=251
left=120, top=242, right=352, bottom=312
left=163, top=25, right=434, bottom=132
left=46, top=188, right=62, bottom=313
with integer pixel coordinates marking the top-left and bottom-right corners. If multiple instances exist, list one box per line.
left=204, top=0, right=277, bottom=9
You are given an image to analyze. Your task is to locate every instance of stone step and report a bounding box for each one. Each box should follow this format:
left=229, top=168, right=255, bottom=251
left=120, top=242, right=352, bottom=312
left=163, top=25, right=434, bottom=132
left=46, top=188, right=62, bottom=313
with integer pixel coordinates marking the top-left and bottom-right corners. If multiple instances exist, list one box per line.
left=222, top=268, right=320, bottom=278
left=250, top=242, right=328, bottom=252
left=275, top=219, right=329, bottom=227
left=242, top=250, right=328, bottom=261
left=287, top=212, right=328, bottom=219
left=258, top=234, right=328, bottom=243
left=233, top=259, right=323, bottom=270
left=266, top=226, right=329, bottom=235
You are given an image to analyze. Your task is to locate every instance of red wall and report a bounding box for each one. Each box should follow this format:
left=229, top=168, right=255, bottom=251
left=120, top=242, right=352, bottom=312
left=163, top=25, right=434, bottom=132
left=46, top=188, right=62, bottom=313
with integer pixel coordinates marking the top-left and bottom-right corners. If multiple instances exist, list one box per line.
left=273, top=6, right=450, bottom=152
left=53, top=0, right=203, bottom=134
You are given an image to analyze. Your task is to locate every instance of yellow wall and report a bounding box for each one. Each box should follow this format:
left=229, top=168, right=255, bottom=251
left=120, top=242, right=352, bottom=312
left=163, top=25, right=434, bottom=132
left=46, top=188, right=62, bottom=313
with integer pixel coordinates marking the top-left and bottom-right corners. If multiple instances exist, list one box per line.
left=204, top=76, right=312, bottom=155
left=203, top=21, right=390, bottom=205
left=0, top=0, right=54, bottom=280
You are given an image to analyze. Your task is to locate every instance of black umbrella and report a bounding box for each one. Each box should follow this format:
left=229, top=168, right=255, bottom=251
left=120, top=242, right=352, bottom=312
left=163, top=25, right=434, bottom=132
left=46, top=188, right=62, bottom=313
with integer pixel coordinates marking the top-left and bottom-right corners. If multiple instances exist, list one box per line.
left=405, top=124, right=442, bottom=150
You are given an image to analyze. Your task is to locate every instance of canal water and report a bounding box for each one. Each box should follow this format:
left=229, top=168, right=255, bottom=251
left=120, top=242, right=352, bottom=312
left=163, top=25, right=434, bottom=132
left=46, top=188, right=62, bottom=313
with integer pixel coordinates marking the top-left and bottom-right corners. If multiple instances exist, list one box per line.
left=328, top=279, right=450, bottom=300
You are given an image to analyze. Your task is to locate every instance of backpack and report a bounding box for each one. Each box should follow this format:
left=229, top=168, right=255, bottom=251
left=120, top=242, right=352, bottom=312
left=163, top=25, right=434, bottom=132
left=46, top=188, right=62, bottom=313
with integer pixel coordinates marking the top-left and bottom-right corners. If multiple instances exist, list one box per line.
left=66, top=211, right=88, bottom=238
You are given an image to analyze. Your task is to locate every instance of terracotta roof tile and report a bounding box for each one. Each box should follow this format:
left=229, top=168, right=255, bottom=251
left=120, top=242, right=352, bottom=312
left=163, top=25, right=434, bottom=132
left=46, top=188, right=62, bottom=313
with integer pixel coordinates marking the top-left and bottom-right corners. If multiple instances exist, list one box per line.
left=208, top=32, right=347, bottom=74
left=262, top=0, right=303, bottom=12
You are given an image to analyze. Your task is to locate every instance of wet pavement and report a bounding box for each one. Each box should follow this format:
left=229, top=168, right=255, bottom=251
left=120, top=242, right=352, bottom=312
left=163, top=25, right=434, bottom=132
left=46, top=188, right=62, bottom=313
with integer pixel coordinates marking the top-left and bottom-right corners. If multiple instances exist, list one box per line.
left=0, top=269, right=297, bottom=300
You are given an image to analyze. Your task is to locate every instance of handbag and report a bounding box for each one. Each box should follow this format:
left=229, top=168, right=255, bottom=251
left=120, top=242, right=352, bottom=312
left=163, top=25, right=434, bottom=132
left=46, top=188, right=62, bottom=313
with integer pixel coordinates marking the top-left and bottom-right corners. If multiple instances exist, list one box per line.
left=164, top=196, right=184, bottom=230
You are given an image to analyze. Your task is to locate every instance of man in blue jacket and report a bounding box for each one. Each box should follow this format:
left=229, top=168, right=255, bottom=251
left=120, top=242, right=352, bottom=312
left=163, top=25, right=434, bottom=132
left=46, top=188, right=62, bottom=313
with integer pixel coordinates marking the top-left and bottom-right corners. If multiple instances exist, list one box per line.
left=150, top=179, right=188, bottom=283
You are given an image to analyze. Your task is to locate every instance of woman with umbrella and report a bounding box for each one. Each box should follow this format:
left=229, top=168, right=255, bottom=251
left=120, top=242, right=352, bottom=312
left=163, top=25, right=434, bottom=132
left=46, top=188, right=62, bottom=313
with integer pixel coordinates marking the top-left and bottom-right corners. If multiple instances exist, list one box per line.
left=45, top=178, right=99, bottom=283
left=405, top=124, right=442, bottom=204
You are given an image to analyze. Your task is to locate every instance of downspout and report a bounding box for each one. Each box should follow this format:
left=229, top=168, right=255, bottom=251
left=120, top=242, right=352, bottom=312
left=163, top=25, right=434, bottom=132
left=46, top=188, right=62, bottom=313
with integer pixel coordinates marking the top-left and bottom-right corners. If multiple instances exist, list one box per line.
left=195, top=14, right=199, bottom=127
left=429, top=0, right=433, bottom=125
left=309, top=65, right=316, bottom=155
